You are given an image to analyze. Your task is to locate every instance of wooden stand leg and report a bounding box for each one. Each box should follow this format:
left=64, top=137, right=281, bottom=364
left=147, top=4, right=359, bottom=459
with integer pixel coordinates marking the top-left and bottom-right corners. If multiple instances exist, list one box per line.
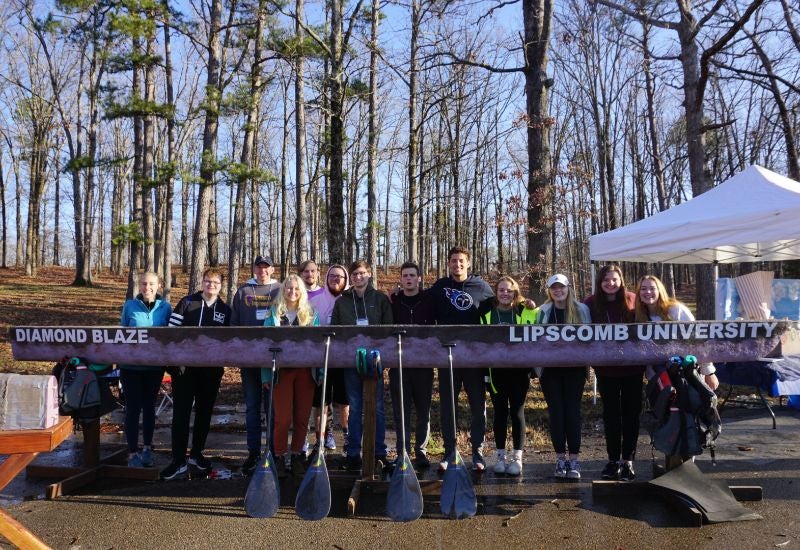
left=362, top=377, right=377, bottom=480
left=0, top=509, right=50, bottom=550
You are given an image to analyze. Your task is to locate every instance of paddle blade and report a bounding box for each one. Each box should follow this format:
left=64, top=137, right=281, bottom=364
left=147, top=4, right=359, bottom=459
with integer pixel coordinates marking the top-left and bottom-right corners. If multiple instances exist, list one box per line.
left=440, top=451, right=476, bottom=519
left=386, top=451, right=424, bottom=522
left=294, top=451, right=331, bottom=521
left=244, top=451, right=280, bottom=518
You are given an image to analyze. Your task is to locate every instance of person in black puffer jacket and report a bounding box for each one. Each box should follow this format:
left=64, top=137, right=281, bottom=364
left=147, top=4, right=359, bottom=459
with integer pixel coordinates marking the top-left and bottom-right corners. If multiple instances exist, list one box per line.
left=160, top=268, right=232, bottom=481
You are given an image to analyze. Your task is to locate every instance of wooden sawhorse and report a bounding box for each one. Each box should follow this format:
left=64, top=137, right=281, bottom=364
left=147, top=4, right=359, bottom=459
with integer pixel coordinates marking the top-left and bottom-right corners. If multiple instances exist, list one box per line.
left=0, top=416, right=73, bottom=549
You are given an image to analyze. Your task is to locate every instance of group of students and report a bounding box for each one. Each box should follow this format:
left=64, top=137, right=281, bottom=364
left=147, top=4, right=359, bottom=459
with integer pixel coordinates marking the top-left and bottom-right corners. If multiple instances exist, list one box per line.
left=117, top=246, right=720, bottom=483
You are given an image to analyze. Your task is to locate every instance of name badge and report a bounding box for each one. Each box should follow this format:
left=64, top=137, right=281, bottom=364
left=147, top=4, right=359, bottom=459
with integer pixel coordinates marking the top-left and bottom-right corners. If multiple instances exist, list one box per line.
left=256, top=309, right=268, bottom=321
left=356, top=318, right=369, bottom=326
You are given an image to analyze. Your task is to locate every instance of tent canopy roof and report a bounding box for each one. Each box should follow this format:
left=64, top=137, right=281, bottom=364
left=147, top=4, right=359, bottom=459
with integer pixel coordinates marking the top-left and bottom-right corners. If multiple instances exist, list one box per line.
left=589, top=165, right=800, bottom=264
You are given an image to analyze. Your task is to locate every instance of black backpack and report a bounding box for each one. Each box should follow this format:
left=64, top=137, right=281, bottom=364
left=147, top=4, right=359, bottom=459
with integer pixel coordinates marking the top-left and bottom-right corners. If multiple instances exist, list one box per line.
left=53, top=357, right=103, bottom=418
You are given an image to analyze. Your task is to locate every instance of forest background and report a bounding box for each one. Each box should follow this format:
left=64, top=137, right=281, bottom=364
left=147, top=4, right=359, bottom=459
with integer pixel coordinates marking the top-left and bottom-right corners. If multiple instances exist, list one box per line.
left=1, top=0, right=799, bottom=317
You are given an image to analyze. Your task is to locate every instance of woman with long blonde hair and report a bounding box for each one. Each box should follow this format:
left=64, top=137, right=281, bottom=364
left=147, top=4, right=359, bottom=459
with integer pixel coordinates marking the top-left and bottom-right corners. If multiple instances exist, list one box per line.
left=535, top=273, right=591, bottom=479
left=262, top=274, right=320, bottom=479
left=634, top=275, right=719, bottom=389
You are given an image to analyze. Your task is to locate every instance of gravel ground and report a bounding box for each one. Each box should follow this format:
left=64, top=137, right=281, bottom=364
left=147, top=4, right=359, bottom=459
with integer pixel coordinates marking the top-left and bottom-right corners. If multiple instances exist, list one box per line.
left=2, top=403, right=800, bottom=549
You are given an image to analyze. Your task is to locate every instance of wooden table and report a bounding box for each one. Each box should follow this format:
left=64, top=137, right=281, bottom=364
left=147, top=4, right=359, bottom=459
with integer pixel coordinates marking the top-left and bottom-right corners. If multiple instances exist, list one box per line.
left=0, top=416, right=73, bottom=549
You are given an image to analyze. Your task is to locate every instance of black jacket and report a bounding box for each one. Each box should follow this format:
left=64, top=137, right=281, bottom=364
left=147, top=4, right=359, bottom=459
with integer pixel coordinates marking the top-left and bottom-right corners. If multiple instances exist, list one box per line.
left=169, top=291, right=232, bottom=328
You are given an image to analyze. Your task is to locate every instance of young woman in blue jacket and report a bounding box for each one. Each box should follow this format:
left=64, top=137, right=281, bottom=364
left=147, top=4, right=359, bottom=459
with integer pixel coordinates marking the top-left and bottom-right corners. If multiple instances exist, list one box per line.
left=119, top=271, right=172, bottom=467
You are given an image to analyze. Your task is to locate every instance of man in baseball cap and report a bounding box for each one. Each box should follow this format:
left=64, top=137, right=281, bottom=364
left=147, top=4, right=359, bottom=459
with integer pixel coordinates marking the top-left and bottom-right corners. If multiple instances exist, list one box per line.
left=231, top=254, right=279, bottom=474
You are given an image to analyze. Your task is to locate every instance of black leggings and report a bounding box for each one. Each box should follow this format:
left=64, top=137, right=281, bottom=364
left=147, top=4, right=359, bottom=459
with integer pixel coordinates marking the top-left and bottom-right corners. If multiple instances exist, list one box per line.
left=120, top=368, right=164, bottom=453
left=540, top=367, right=586, bottom=455
left=597, top=373, right=643, bottom=461
left=170, top=366, right=224, bottom=461
left=490, top=369, right=530, bottom=450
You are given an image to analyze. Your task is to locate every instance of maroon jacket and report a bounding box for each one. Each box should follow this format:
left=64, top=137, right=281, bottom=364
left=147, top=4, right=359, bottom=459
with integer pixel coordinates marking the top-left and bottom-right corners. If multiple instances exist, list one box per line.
left=584, top=291, right=644, bottom=377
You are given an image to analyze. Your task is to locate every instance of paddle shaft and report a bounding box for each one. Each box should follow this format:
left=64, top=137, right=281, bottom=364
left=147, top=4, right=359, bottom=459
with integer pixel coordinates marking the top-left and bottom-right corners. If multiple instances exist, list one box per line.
left=446, top=345, right=457, bottom=459
left=396, top=333, right=407, bottom=449
left=266, top=348, right=281, bottom=452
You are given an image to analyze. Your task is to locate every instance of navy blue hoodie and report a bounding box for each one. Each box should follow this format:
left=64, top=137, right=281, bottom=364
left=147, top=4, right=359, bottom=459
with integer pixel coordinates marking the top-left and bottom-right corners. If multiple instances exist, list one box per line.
left=429, top=274, right=493, bottom=325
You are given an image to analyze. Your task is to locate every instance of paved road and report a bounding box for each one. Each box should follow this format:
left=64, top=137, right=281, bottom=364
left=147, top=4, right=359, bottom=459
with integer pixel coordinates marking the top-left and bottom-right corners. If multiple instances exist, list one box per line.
left=2, top=405, right=799, bottom=549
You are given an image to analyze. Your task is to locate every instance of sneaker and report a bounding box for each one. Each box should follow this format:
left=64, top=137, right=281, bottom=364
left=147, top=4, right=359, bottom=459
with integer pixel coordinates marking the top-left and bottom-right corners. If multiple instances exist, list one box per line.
left=275, top=458, right=287, bottom=479
left=241, top=451, right=259, bottom=475
left=554, top=456, right=567, bottom=478
left=140, top=447, right=154, bottom=467
left=618, top=461, right=636, bottom=481
left=472, top=451, right=486, bottom=472
left=566, top=458, right=581, bottom=479
left=414, top=452, right=431, bottom=470
left=343, top=455, right=362, bottom=471
left=506, top=450, right=522, bottom=476
left=601, top=461, right=621, bottom=480
left=128, top=454, right=144, bottom=468
left=291, top=454, right=307, bottom=477
left=438, top=459, right=449, bottom=472
left=188, top=454, right=212, bottom=472
left=324, top=431, right=337, bottom=450
left=301, top=437, right=310, bottom=455
left=493, top=451, right=507, bottom=475
left=160, top=461, right=188, bottom=481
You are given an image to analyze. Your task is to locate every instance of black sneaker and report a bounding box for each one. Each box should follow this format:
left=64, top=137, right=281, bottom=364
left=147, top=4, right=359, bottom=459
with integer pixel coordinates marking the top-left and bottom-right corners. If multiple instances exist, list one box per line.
left=601, top=461, right=621, bottom=480
left=618, top=462, right=636, bottom=481
left=241, top=451, right=259, bottom=475
left=291, top=453, right=307, bottom=478
left=160, top=461, right=188, bottom=481
left=343, top=455, right=362, bottom=471
left=275, top=458, right=288, bottom=479
left=188, top=454, right=212, bottom=472
left=414, top=452, right=431, bottom=470
left=472, top=450, right=486, bottom=472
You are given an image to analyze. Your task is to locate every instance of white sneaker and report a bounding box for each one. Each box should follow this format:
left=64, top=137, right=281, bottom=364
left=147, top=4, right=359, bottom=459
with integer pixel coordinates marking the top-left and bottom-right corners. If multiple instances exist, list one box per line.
left=554, top=456, right=567, bottom=478
left=506, top=450, right=522, bottom=476
left=324, top=431, right=336, bottom=450
left=438, top=459, right=448, bottom=472
left=493, top=450, right=507, bottom=475
left=566, top=458, right=581, bottom=479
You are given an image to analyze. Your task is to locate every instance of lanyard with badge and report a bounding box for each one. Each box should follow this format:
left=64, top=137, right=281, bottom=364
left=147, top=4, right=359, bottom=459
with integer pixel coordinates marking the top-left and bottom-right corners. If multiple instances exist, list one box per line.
left=254, top=283, right=272, bottom=321
left=354, top=294, right=369, bottom=326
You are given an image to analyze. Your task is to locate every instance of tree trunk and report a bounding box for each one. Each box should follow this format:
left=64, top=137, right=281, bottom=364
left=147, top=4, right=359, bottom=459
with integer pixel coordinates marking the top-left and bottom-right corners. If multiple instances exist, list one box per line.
left=162, top=3, right=176, bottom=298
left=189, top=0, right=223, bottom=293
left=295, top=0, right=308, bottom=262
left=228, top=0, right=265, bottom=299
left=523, top=0, right=554, bottom=287
left=366, top=0, right=380, bottom=268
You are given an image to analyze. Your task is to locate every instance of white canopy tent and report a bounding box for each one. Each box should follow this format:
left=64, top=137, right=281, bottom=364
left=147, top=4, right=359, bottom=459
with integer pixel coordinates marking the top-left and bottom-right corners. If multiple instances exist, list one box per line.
left=589, top=165, right=800, bottom=264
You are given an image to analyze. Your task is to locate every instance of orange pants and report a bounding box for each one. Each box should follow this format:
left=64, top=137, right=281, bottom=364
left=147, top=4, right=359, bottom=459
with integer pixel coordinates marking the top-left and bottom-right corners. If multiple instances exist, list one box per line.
left=272, top=368, right=316, bottom=456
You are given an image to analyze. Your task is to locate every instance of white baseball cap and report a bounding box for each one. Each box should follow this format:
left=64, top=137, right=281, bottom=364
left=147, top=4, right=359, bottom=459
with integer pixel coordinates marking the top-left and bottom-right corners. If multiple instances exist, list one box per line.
left=546, top=274, right=569, bottom=287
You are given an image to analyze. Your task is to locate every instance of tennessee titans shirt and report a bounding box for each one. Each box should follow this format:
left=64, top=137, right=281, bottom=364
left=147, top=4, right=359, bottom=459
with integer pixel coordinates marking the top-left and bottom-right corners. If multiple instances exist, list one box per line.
left=429, top=274, right=494, bottom=325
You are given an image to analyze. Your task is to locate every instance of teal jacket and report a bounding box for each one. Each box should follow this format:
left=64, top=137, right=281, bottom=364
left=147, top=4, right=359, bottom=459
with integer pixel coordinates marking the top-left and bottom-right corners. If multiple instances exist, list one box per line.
left=260, top=307, right=321, bottom=385
left=119, top=295, right=172, bottom=372
left=481, top=305, right=537, bottom=393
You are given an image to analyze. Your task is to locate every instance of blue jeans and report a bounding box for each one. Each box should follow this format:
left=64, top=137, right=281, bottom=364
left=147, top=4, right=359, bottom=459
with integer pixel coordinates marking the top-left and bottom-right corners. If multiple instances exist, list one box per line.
left=344, top=368, right=387, bottom=459
left=241, top=368, right=273, bottom=455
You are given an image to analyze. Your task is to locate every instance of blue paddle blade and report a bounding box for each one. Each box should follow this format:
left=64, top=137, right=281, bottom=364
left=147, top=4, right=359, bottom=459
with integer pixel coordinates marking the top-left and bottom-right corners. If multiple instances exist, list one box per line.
left=294, top=450, right=332, bottom=521
left=386, top=450, right=424, bottom=522
left=244, top=451, right=280, bottom=518
left=440, top=451, right=476, bottom=519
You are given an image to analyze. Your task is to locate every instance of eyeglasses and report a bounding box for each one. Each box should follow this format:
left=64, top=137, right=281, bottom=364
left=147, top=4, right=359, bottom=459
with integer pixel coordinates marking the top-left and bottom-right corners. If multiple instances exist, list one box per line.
left=328, top=275, right=345, bottom=280
left=350, top=271, right=369, bottom=278
left=203, top=280, right=221, bottom=286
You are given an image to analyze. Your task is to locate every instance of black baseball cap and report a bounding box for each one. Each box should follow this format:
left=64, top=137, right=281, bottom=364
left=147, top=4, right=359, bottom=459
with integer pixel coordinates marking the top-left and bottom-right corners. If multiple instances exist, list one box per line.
left=253, top=255, right=273, bottom=267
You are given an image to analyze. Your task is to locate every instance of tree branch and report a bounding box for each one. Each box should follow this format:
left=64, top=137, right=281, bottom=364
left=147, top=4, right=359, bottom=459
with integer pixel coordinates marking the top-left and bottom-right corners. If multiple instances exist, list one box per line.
left=697, top=0, right=766, bottom=109
left=590, top=0, right=675, bottom=30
